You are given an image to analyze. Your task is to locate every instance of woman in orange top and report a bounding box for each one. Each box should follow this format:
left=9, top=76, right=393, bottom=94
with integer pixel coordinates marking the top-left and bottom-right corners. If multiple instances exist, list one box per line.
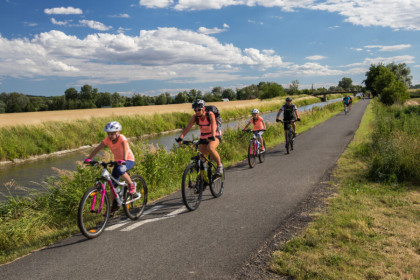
left=176, top=99, right=223, bottom=176
left=243, top=109, right=266, bottom=151
left=85, top=121, right=137, bottom=213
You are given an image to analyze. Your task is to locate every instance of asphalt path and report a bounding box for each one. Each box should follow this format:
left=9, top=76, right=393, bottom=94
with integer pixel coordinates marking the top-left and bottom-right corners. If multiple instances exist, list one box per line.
left=0, top=100, right=369, bottom=280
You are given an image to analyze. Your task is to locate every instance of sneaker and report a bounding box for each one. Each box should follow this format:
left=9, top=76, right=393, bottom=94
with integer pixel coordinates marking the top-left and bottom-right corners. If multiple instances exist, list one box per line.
left=128, top=182, right=137, bottom=194
left=215, top=165, right=223, bottom=177
left=260, top=146, right=265, bottom=152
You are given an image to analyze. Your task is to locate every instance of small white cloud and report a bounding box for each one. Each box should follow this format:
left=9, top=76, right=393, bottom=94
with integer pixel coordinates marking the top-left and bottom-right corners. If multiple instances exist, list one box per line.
left=248, top=19, right=264, bottom=25
left=350, top=48, right=364, bottom=52
left=364, top=44, right=412, bottom=52
left=223, top=23, right=230, bottom=28
left=306, top=55, right=326, bottom=61
left=197, top=27, right=227, bottom=34
left=328, top=25, right=340, bottom=29
left=110, top=13, right=130, bottom=18
left=44, top=7, right=83, bottom=15
left=117, top=27, right=131, bottom=34
left=140, top=0, right=174, bottom=9
left=24, top=22, right=38, bottom=27
left=51, top=18, right=71, bottom=26
left=79, top=20, right=112, bottom=31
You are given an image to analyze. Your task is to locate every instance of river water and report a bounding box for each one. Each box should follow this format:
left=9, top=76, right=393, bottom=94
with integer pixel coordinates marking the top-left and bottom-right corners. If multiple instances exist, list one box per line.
left=0, top=97, right=346, bottom=201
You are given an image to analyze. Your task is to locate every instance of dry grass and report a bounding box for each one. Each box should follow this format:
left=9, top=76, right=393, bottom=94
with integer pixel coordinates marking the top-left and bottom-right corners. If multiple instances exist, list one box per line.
left=0, top=96, right=319, bottom=127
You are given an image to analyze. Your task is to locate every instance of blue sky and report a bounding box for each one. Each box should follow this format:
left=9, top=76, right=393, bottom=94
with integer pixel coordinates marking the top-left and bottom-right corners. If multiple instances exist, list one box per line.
left=0, top=0, right=419, bottom=96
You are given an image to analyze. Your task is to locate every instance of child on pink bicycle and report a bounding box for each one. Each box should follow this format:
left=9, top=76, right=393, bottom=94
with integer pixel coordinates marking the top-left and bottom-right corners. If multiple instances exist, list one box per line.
left=243, top=109, right=266, bottom=151
left=84, top=121, right=137, bottom=214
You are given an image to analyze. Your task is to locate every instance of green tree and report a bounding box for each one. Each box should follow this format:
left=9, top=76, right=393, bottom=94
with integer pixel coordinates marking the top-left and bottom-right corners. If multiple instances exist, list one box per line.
left=155, top=93, right=168, bottom=105
left=95, top=92, right=112, bottom=108
left=64, top=88, right=79, bottom=100
left=338, top=77, right=353, bottom=90
left=387, top=62, right=412, bottom=88
left=111, top=92, right=123, bottom=107
left=364, top=64, right=384, bottom=97
left=289, top=80, right=299, bottom=95
left=174, top=91, right=189, bottom=104
left=222, top=88, right=236, bottom=100
left=380, top=79, right=409, bottom=105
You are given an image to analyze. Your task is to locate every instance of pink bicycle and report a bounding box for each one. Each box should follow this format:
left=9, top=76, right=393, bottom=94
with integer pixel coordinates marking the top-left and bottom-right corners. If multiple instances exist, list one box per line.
left=243, top=129, right=266, bottom=168
left=77, top=160, right=148, bottom=238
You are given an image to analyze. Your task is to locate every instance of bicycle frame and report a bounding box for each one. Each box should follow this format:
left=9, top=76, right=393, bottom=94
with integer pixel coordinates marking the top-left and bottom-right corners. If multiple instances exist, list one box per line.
left=89, top=161, right=140, bottom=213
left=183, top=140, right=215, bottom=183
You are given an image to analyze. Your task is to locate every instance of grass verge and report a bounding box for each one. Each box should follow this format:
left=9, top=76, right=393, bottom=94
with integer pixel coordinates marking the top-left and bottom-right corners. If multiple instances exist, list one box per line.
left=0, top=98, right=350, bottom=265
left=270, top=100, right=420, bottom=279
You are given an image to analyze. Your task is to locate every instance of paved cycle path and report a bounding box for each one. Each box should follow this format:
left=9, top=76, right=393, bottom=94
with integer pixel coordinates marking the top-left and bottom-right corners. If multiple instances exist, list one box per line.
left=0, top=100, right=369, bottom=279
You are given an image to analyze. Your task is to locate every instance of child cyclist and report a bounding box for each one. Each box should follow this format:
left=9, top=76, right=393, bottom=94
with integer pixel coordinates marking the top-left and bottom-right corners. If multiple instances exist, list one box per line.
left=84, top=121, right=138, bottom=214
left=243, top=109, right=266, bottom=151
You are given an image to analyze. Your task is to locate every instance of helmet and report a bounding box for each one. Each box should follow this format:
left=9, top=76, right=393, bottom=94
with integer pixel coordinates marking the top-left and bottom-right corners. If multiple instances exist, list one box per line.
left=251, top=108, right=259, bottom=114
left=286, top=97, right=292, bottom=102
left=192, top=99, right=205, bottom=110
left=104, top=121, right=122, bottom=132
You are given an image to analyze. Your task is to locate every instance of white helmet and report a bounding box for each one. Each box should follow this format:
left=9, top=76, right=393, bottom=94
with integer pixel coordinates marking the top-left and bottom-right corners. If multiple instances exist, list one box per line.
left=104, top=121, right=122, bottom=132
left=251, top=108, right=259, bottom=114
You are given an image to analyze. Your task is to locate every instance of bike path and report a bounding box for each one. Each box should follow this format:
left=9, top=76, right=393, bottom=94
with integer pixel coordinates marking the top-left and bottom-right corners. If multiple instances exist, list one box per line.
left=0, top=100, right=370, bottom=279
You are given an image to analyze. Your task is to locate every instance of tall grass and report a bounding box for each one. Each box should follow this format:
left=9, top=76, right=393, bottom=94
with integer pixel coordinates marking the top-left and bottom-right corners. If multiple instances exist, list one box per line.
left=0, top=100, right=347, bottom=264
left=0, top=94, right=345, bottom=161
left=366, top=102, right=420, bottom=183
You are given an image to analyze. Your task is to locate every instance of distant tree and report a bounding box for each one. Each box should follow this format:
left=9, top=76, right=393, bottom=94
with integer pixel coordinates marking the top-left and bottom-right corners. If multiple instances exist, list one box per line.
left=289, top=80, right=299, bottom=95
left=211, top=87, right=223, bottom=101
left=64, top=88, right=79, bottom=100
left=111, top=92, right=123, bottom=107
left=259, top=82, right=285, bottom=99
left=364, top=64, right=384, bottom=97
left=5, top=92, right=30, bottom=113
left=0, top=100, right=6, bottom=113
left=338, top=77, right=353, bottom=90
left=387, top=62, right=412, bottom=88
left=155, top=93, right=168, bottom=105
left=222, top=88, right=236, bottom=100
left=174, top=91, right=189, bottom=104
left=132, top=94, right=145, bottom=106
left=165, top=92, right=173, bottom=104
left=95, top=92, right=112, bottom=107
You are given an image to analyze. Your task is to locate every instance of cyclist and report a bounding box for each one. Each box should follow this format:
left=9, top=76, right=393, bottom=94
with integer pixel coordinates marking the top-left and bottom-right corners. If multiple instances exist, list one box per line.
left=275, top=97, right=301, bottom=139
left=343, top=95, right=351, bottom=111
left=176, top=99, right=223, bottom=176
left=84, top=121, right=138, bottom=214
left=242, top=108, right=266, bottom=152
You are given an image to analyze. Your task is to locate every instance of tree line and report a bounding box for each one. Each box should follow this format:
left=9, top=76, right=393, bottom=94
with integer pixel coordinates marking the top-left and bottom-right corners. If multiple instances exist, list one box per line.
left=1, top=67, right=415, bottom=113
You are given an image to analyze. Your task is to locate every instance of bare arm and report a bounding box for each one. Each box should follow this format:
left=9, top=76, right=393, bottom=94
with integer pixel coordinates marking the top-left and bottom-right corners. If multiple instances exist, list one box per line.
left=243, top=121, right=251, bottom=130
left=209, top=113, right=217, bottom=137
left=276, top=109, right=283, bottom=120
left=122, top=140, right=130, bottom=161
left=179, top=115, right=197, bottom=139
left=88, top=141, right=105, bottom=159
left=262, top=119, right=266, bottom=130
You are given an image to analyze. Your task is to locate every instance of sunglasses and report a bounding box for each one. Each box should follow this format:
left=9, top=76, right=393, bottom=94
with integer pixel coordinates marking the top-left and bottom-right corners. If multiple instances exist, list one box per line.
left=194, top=108, right=203, bottom=112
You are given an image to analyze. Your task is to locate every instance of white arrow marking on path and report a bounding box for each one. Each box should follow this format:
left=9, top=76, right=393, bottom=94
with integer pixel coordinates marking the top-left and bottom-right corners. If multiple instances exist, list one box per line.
left=106, top=204, right=164, bottom=231
left=121, top=206, right=186, bottom=232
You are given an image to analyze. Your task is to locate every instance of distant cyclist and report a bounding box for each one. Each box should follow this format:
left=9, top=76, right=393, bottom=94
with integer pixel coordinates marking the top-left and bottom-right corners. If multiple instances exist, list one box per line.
left=176, top=99, right=223, bottom=176
left=276, top=97, right=301, bottom=139
left=242, top=108, right=266, bottom=152
left=343, top=95, right=351, bottom=111
left=349, top=95, right=353, bottom=110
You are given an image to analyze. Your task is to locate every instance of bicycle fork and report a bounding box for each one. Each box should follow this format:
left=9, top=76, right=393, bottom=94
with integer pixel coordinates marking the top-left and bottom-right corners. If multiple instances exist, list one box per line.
left=90, top=182, right=106, bottom=213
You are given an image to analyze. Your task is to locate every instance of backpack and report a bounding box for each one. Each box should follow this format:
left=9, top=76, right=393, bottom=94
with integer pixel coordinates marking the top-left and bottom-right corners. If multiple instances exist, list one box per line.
left=196, top=105, right=222, bottom=134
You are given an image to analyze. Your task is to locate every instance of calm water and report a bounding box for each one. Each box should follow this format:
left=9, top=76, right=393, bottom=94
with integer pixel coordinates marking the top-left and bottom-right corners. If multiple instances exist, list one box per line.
left=0, top=97, right=346, bottom=201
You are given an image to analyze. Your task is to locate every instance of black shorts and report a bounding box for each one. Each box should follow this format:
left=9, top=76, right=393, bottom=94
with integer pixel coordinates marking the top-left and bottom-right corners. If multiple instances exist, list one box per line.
left=283, top=119, right=295, bottom=130
left=198, top=136, right=222, bottom=145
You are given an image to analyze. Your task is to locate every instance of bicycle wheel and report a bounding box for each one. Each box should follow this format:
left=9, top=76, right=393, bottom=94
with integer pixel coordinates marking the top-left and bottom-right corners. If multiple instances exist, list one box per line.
left=182, top=163, right=203, bottom=211
left=77, top=185, right=110, bottom=239
left=258, top=139, right=266, bottom=163
left=285, top=130, right=290, bottom=154
left=209, top=163, right=225, bottom=198
left=291, top=134, right=294, bottom=151
left=248, top=141, right=256, bottom=168
left=123, top=175, right=148, bottom=220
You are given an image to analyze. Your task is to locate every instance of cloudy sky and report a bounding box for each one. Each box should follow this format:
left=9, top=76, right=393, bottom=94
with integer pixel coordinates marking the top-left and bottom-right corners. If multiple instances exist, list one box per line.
left=0, top=0, right=419, bottom=96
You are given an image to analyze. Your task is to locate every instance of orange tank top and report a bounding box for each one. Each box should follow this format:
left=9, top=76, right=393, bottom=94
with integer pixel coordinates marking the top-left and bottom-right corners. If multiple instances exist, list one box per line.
left=103, top=134, right=135, bottom=161
left=195, top=111, right=220, bottom=139
left=249, top=116, right=264, bottom=131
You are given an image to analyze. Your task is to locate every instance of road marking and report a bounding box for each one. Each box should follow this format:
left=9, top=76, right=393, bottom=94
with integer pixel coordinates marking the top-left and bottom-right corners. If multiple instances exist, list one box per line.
left=121, top=206, right=186, bottom=232
left=106, top=205, right=164, bottom=231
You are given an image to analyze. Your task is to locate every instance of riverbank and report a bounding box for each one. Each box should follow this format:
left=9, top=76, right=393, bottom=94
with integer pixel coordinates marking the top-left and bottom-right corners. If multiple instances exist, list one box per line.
left=0, top=99, right=351, bottom=264
left=270, top=100, right=420, bottom=279
left=0, top=94, right=345, bottom=163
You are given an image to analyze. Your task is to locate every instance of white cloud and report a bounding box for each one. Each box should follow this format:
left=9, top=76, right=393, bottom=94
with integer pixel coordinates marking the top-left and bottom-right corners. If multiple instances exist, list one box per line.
left=51, top=18, right=71, bottom=26
left=117, top=27, right=131, bottom=34
left=306, top=55, right=326, bottom=61
left=79, top=20, right=112, bottom=31
left=223, top=23, right=230, bottom=28
left=0, top=29, right=284, bottom=85
left=44, top=7, right=82, bottom=15
left=197, top=26, right=227, bottom=34
left=140, top=0, right=174, bottom=8
left=248, top=19, right=264, bottom=25
left=344, top=55, right=415, bottom=67
left=109, top=13, right=130, bottom=18
left=24, top=22, right=38, bottom=27
left=364, top=44, right=412, bottom=52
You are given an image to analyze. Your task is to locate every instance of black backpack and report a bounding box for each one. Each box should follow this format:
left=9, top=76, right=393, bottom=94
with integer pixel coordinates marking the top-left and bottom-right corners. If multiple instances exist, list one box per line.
left=196, top=105, right=222, bottom=133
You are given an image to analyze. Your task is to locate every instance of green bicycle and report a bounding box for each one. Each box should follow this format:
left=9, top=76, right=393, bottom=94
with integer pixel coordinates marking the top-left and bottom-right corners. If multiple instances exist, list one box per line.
left=180, top=140, right=225, bottom=211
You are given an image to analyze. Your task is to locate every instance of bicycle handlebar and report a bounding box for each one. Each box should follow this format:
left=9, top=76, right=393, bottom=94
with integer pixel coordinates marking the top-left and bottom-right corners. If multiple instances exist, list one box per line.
left=242, top=129, right=266, bottom=133
left=84, top=160, right=125, bottom=167
left=276, top=119, right=300, bottom=123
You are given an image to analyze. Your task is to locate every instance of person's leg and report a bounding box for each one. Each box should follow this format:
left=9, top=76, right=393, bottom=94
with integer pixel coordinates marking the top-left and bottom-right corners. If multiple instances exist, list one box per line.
left=207, top=138, right=221, bottom=166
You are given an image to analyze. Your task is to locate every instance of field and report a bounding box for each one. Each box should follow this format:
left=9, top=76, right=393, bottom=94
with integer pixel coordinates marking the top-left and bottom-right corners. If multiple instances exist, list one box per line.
left=0, top=97, right=315, bottom=127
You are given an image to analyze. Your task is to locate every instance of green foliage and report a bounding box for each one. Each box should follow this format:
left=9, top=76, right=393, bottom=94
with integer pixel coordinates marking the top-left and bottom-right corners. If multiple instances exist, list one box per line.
left=338, top=77, right=353, bottom=90
left=366, top=101, right=420, bottom=183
